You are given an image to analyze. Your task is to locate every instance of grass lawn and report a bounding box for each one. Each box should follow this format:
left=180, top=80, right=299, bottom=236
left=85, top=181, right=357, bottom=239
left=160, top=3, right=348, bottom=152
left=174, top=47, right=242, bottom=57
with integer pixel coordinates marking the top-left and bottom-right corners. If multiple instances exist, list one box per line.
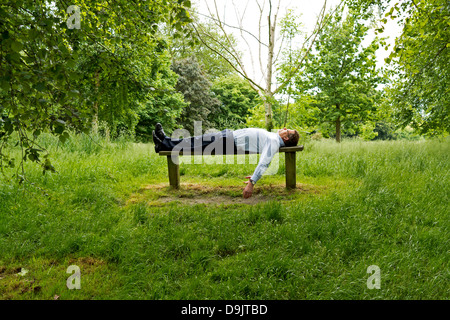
left=0, top=134, right=449, bottom=299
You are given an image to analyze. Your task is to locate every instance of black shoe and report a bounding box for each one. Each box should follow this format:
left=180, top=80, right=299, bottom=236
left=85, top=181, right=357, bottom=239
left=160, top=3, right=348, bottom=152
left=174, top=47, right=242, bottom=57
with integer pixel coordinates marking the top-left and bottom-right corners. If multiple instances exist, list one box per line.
left=155, top=123, right=166, bottom=140
left=152, top=130, right=162, bottom=153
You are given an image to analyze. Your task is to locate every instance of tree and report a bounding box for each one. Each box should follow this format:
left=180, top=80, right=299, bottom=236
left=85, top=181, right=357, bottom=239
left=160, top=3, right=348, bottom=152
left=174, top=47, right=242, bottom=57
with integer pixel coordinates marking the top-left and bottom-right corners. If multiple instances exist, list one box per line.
left=167, top=19, right=239, bottom=81
left=0, top=0, right=192, bottom=179
left=171, top=57, right=221, bottom=133
left=134, top=51, right=187, bottom=140
left=292, top=6, right=384, bottom=142
left=386, top=0, right=449, bottom=135
left=347, top=0, right=450, bottom=135
left=190, top=0, right=339, bottom=131
left=211, top=74, right=261, bottom=129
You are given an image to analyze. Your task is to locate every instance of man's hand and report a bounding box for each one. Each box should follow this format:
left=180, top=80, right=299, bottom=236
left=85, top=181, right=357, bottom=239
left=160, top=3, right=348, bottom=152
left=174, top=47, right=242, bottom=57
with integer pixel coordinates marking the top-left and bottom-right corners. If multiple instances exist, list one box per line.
left=243, top=176, right=254, bottom=199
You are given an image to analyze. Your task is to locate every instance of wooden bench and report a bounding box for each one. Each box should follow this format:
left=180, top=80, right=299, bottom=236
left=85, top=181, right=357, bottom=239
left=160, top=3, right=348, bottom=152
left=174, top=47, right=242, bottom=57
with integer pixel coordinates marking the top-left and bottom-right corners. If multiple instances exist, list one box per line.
left=158, top=145, right=304, bottom=190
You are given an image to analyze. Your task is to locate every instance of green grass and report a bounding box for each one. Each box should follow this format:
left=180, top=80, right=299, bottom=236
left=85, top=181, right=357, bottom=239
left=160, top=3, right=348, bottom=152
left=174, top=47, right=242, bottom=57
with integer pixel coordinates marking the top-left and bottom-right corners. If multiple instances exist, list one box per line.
left=0, top=133, right=449, bottom=299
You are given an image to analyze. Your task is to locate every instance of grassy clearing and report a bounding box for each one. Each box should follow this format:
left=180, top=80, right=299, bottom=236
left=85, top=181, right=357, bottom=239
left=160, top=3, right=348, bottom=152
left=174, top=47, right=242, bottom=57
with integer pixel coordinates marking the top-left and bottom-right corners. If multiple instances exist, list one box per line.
left=0, top=133, right=449, bottom=299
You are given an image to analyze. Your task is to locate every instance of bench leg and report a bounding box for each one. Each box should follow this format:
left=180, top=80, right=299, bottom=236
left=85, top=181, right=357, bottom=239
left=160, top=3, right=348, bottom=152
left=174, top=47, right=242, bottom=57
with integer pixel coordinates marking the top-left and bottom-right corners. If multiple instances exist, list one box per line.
left=167, top=155, right=180, bottom=189
left=285, top=152, right=296, bottom=189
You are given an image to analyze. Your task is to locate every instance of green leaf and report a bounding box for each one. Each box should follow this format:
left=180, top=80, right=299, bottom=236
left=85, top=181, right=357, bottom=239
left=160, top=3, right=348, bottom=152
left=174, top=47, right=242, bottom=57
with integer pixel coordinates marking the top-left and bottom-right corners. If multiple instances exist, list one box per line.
left=10, top=40, right=23, bottom=52
left=33, top=129, right=41, bottom=138
left=35, top=82, right=46, bottom=92
left=68, top=89, right=80, bottom=97
left=0, top=80, right=10, bottom=91
left=42, top=158, right=56, bottom=174
left=54, top=125, right=64, bottom=134
left=59, top=132, right=70, bottom=143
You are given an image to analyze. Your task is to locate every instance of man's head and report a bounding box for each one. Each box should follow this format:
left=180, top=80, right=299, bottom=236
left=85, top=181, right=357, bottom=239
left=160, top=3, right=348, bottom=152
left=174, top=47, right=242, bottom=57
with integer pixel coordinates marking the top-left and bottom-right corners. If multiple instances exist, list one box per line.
left=278, top=128, right=299, bottom=147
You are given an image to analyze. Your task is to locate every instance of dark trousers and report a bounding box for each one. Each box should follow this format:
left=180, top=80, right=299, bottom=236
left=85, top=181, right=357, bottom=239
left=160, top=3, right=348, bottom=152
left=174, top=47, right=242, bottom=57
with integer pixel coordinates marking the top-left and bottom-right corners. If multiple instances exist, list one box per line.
left=160, top=129, right=237, bottom=154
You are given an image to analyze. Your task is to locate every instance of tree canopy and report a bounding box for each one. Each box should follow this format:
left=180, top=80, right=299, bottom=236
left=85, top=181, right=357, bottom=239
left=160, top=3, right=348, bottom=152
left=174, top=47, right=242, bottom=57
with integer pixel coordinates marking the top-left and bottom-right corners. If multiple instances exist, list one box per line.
left=290, top=6, right=385, bottom=142
left=171, top=56, right=221, bottom=133
left=347, top=0, right=449, bottom=135
left=0, top=0, right=192, bottom=177
left=387, top=0, right=449, bottom=135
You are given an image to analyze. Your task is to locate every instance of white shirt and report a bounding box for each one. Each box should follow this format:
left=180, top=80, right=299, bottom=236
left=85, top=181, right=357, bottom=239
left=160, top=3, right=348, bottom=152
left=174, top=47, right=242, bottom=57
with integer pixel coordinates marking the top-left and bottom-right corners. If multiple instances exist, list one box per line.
left=233, top=128, right=285, bottom=183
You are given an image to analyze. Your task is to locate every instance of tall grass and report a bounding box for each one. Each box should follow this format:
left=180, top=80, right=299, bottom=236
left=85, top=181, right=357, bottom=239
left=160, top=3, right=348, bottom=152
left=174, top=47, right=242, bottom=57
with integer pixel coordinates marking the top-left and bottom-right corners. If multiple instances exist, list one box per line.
left=0, top=134, right=448, bottom=299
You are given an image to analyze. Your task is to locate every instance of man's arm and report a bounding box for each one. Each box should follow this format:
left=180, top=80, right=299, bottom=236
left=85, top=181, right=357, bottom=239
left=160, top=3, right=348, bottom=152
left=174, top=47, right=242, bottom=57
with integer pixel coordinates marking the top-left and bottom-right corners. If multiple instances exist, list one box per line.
left=243, top=138, right=279, bottom=198
left=249, top=137, right=279, bottom=183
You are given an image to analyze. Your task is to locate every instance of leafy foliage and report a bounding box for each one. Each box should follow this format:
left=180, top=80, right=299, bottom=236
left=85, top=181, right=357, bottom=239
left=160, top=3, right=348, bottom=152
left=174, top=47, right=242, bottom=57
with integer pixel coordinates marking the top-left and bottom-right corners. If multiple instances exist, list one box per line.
left=168, top=20, right=239, bottom=81
left=347, top=0, right=449, bottom=135
left=291, top=6, right=385, bottom=142
left=171, top=56, right=221, bottom=133
left=135, top=87, right=187, bottom=141
left=386, top=0, right=449, bottom=135
left=0, top=0, right=192, bottom=178
left=211, top=75, right=261, bottom=129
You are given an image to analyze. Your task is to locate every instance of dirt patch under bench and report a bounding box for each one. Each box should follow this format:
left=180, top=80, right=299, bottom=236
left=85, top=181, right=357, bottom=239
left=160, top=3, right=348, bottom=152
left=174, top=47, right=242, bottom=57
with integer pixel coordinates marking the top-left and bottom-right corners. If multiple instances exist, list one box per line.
left=126, top=182, right=324, bottom=207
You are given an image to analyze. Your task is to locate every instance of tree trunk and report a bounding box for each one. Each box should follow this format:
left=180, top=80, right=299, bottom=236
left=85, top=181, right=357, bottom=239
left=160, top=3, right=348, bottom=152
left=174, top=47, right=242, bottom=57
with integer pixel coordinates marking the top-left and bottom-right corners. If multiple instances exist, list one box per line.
left=336, top=116, right=341, bottom=143
left=264, top=96, right=273, bottom=131
left=335, top=104, right=342, bottom=143
left=264, top=5, right=277, bottom=132
left=92, top=70, right=100, bottom=133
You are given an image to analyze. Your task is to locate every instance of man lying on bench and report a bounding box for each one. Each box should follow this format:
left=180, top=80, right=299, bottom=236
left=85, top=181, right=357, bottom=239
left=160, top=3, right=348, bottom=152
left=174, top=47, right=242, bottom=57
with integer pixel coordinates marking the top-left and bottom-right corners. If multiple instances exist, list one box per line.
left=152, top=123, right=300, bottom=199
